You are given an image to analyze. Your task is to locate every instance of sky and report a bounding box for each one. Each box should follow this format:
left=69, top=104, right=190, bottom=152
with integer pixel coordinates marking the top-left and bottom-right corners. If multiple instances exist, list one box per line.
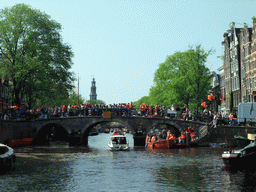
left=1, top=0, right=256, bottom=104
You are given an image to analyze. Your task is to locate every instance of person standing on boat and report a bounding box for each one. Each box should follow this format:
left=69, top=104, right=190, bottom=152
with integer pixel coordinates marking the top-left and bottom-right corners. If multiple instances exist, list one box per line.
left=180, top=132, right=186, bottom=143
left=162, top=129, right=167, bottom=139
left=146, top=134, right=150, bottom=142
left=167, top=130, right=171, bottom=140
left=190, top=131, right=195, bottom=142
left=151, top=135, right=157, bottom=142
left=157, top=132, right=163, bottom=141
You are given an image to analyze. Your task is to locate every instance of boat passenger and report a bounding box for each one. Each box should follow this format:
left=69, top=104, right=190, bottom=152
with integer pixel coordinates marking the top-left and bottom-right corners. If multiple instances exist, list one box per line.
left=151, top=135, right=157, bottom=142
left=190, top=132, right=195, bottom=142
left=167, top=130, right=171, bottom=140
left=157, top=132, right=163, bottom=140
left=162, top=129, right=167, bottom=139
left=178, top=136, right=181, bottom=143
left=146, top=135, right=150, bottom=142
left=180, top=132, right=186, bottom=143
left=112, top=137, right=118, bottom=144
left=120, top=137, right=126, bottom=144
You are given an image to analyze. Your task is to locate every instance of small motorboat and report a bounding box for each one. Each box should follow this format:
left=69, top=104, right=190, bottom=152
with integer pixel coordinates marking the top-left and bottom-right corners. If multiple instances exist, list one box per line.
left=108, top=135, right=129, bottom=151
left=221, top=140, right=256, bottom=170
left=0, top=143, right=16, bottom=173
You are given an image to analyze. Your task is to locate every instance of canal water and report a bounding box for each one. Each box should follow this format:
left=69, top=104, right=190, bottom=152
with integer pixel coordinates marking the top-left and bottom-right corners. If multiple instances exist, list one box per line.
left=1, top=133, right=256, bottom=192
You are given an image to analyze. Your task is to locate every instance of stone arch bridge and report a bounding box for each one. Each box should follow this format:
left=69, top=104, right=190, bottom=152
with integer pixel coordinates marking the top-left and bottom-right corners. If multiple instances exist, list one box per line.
left=0, top=116, right=208, bottom=146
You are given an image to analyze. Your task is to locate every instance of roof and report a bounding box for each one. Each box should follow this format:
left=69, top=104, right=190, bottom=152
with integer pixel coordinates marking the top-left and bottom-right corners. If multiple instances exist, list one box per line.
left=111, top=135, right=126, bottom=138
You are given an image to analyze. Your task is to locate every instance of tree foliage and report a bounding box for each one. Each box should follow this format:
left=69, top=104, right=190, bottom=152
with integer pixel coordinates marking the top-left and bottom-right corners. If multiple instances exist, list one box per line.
left=133, top=96, right=151, bottom=110
left=135, top=45, right=214, bottom=111
left=0, top=4, right=75, bottom=108
left=85, top=99, right=105, bottom=105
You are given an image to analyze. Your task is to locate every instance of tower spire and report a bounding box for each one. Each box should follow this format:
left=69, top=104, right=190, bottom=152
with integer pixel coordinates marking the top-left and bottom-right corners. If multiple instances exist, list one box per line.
left=90, top=77, right=97, bottom=100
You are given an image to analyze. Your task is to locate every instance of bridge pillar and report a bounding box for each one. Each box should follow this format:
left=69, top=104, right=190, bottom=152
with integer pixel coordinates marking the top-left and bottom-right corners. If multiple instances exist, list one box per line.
left=133, top=136, right=146, bottom=146
left=69, top=136, right=83, bottom=146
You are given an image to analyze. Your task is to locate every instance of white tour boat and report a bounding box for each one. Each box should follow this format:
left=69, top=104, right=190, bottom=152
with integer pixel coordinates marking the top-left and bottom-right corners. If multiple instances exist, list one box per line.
left=108, top=135, right=129, bottom=151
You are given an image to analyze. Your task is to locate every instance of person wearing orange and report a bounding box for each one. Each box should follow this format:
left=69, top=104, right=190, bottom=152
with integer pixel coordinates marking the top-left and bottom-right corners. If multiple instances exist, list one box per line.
left=178, top=136, right=181, bottom=143
left=128, top=102, right=133, bottom=116
left=129, top=102, right=133, bottom=109
left=140, top=103, right=146, bottom=116
left=151, top=135, right=157, bottom=142
left=61, top=104, right=65, bottom=116
left=180, top=132, right=186, bottom=143
left=146, top=135, right=150, bottom=142
left=167, top=130, right=171, bottom=140
left=190, top=131, right=195, bottom=142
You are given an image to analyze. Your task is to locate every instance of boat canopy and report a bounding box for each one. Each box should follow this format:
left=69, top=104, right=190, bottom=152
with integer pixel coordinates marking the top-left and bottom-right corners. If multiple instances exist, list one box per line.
left=242, top=141, right=256, bottom=151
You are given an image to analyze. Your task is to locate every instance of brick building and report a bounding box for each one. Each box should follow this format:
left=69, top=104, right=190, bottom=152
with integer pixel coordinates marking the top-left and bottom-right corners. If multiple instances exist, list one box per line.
left=217, top=20, right=256, bottom=113
left=222, top=22, right=242, bottom=112
left=240, top=20, right=256, bottom=103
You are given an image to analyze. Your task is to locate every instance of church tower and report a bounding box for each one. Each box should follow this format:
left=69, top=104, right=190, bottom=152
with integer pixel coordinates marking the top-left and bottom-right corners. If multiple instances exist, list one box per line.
left=90, top=78, right=97, bottom=100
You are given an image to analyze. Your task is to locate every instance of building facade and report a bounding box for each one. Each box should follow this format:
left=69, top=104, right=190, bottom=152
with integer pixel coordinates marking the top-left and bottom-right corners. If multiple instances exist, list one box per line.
left=222, top=22, right=242, bottom=112
left=90, top=78, right=97, bottom=100
left=218, top=20, right=256, bottom=113
left=240, top=21, right=256, bottom=103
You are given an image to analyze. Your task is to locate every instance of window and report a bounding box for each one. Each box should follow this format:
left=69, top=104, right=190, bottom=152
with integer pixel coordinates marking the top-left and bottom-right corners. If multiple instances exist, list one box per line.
left=245, top=47, right=248, bottom=56
left=246, top=62, right=250, bottom=72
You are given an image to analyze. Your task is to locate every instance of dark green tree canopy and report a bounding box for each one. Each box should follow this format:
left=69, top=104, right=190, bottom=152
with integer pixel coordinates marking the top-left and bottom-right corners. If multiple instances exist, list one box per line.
left=0, top=4, right=75, bottom=108
left=135, top=45, right=214, bottom=111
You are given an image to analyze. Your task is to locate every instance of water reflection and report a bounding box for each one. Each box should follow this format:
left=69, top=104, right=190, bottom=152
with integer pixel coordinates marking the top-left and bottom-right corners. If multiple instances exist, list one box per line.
left=1, top=134, right=256, bottom=191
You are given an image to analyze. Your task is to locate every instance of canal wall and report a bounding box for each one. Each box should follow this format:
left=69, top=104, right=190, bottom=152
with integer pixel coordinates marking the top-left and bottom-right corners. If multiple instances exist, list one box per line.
left=205, top=125, right=256, bottom=145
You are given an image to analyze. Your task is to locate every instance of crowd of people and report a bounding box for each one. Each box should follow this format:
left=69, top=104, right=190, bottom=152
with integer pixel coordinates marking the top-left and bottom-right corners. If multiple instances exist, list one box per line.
left=0, top=102, right=235, bottom=127
left=146, top=127, right=196, bottom=144
left=0, top=102, right=137, bottom=120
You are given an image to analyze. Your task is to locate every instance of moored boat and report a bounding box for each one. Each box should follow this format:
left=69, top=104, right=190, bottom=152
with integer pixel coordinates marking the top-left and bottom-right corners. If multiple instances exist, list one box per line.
left=6, top=138, right=33, bottom=148
left=234, top=135, right=251, bottom=148
left=108, top=135, right=129, bottom=151
left=210, top=143, right=229, bottom=148
left=0, top=143, right=16, bottom=173
left=221, top=140, right=256, bottom=170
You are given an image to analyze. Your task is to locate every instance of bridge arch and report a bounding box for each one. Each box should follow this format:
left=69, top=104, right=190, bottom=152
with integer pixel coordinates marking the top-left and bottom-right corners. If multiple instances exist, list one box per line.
left=32, top=123, right=69, bottom=145
left=81, top=118, right=135, bottom=145
left=149, top=121, right=181, bottom=136
left=149, top=122, right=181, bottom=137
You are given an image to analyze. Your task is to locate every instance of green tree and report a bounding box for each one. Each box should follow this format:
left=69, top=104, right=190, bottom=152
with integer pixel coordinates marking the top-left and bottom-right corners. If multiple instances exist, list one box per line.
left=67, top=91, right=86, bottom=105
left=85, top=99, right=105, bottom=105
left=133, top=96, right=151, bottom=110
left=150, top=45, right=213, bottom=110
left=0, top=4, right=75, bottom=108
